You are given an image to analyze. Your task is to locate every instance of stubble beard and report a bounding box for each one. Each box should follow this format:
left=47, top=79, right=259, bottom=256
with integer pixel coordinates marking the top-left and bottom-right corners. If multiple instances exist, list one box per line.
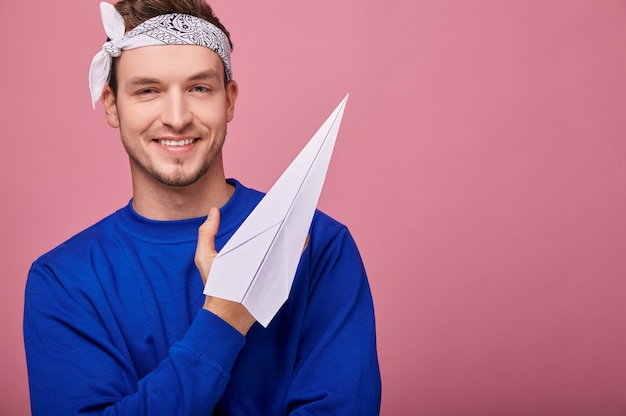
left=121, top=136, right=213, bottom=188
left=133, top=152, right=211, bottom=187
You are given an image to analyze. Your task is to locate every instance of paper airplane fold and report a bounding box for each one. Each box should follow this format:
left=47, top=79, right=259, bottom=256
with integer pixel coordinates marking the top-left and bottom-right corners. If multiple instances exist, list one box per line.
left=203, top=94, right=349, bottom=327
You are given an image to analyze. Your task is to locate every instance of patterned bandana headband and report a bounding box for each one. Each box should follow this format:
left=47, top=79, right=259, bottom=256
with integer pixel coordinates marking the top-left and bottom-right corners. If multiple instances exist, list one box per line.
left=88, top=1, right=232, bottom=109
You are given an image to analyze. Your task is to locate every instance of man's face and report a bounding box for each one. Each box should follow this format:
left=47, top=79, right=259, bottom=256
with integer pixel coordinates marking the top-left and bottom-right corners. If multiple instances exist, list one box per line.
left=102, top=44, right=237, bottom=188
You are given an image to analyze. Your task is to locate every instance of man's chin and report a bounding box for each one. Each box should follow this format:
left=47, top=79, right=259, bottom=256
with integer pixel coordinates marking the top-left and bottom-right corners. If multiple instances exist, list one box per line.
left=155, top=175, right=202, bottom=188
left=152, top=168, right=209, bottom=188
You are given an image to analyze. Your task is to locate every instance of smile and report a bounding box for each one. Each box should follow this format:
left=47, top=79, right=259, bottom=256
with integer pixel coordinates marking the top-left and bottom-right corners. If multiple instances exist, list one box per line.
left=158, top=138, right=197, bottom=146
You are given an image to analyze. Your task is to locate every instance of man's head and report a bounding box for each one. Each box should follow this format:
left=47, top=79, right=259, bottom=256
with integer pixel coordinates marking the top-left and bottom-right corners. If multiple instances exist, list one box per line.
left=93, top=0, right=239, bottom=191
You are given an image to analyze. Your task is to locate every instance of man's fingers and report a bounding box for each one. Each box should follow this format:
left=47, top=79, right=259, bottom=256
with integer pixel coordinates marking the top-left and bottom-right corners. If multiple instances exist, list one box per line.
left=195, top=207, right=220, bottom=284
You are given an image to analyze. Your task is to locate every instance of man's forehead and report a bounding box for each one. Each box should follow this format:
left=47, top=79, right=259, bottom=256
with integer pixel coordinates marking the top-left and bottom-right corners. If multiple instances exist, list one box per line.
left=116, top=44, right=225, bottom=80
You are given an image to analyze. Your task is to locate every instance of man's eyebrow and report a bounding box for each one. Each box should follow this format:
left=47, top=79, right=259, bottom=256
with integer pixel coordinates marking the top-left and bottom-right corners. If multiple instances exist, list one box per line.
left=188, top=70, right=221, bottom=82
left=126, top=77, right=160, bottom=88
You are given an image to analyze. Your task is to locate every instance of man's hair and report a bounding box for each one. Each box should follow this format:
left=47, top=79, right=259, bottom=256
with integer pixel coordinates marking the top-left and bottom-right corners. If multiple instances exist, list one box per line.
left=108, top=0, right=233, bottom=94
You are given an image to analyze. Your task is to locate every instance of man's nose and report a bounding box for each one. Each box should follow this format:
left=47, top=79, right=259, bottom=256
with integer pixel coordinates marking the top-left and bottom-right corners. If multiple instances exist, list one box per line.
left=160, top=91, right=192, bottom=130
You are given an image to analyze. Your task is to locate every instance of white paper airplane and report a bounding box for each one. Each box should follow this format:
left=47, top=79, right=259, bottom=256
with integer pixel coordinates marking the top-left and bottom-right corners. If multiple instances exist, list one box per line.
left=204, top=94, right=349, bottom=327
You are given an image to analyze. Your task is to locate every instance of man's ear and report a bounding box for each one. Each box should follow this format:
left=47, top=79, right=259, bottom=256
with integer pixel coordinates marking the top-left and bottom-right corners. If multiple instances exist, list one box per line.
left=225, top=80, right=238, bottom=123
left=101, top=85, right=120, bottom=128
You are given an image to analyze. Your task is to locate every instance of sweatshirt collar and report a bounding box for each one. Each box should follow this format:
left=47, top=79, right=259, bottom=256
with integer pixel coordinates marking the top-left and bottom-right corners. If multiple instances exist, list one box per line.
left=116, top=179, right=263, bottom=247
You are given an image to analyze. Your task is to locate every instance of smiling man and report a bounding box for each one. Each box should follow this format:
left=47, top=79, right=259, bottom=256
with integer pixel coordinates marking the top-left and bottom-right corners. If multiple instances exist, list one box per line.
left=23, top=0, right=381, bottom=414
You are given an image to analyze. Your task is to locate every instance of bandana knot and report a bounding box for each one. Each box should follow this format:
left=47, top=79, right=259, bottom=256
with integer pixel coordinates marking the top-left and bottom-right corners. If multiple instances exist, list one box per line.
left=103, top=41, right=122, bottom=58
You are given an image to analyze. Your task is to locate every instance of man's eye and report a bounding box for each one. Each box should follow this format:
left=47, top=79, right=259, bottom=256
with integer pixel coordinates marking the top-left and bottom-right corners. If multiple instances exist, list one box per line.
left=139, top=88, right=156, bottom=94
left=192, top=86, right=210, bottom=93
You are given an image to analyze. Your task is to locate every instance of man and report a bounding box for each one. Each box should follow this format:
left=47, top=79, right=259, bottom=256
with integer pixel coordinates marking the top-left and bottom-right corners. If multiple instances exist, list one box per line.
left=23, top=0, right=381, bottom=414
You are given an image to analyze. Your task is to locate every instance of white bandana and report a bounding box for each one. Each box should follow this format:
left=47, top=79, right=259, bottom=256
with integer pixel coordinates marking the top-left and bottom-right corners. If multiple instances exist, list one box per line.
left=88, top=2, right=232, bottom=109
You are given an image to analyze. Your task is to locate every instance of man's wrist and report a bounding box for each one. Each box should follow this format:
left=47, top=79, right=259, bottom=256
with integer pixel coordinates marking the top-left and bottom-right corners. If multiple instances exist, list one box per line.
left=203, top=296, right=256, bottom=335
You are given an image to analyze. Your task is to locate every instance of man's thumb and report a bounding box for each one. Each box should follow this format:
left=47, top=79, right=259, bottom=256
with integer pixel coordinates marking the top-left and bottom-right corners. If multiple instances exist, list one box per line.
left=195, top=207, right=220, bottom=283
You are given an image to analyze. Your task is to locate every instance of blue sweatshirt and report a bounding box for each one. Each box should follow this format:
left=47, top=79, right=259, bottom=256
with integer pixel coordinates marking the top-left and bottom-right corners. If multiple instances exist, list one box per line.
left=24, top=179, right=381, bottom=415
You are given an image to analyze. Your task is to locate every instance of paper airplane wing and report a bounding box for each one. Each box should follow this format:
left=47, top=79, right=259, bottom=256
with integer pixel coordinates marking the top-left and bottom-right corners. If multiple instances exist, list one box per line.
left=204, top=94, right=349, bottom=327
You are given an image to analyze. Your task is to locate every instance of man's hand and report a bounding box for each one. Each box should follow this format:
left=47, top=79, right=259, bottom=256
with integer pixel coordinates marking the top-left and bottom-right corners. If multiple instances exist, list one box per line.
left=195, top=207, right=256, bottom=335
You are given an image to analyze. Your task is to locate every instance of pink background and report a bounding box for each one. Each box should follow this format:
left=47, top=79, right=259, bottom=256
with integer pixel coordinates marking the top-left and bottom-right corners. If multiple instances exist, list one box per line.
left=2, top=0, right=626, bottom=414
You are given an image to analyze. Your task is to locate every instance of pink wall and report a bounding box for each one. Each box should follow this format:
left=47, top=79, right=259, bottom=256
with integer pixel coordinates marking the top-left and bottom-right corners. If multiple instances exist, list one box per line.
left=2, top=0, right=626, bottom=414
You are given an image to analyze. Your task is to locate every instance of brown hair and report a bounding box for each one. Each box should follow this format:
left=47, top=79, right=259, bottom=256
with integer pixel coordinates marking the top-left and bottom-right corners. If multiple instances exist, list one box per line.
left=108, top=0, right=233, bottom=93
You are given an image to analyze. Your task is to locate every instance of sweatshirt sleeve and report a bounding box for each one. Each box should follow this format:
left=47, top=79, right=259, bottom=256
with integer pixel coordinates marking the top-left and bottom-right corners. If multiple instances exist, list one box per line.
left=283, top=224, right=382, bottom=415
left=24, top=261, right=245, bottom=416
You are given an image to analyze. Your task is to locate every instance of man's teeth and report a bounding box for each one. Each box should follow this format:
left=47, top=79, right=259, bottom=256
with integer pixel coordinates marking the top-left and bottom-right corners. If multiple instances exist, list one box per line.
left=159, top=138, right=195, bottom=146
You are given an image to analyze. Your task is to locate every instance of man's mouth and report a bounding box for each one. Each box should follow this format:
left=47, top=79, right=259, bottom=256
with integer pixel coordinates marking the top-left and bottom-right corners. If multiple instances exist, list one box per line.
left=157, top=138, right=197, bottom=146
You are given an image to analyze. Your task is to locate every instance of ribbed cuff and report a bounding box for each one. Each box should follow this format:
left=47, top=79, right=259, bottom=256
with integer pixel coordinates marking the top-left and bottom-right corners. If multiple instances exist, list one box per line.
left=180, top=309, right=246, bottom=372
